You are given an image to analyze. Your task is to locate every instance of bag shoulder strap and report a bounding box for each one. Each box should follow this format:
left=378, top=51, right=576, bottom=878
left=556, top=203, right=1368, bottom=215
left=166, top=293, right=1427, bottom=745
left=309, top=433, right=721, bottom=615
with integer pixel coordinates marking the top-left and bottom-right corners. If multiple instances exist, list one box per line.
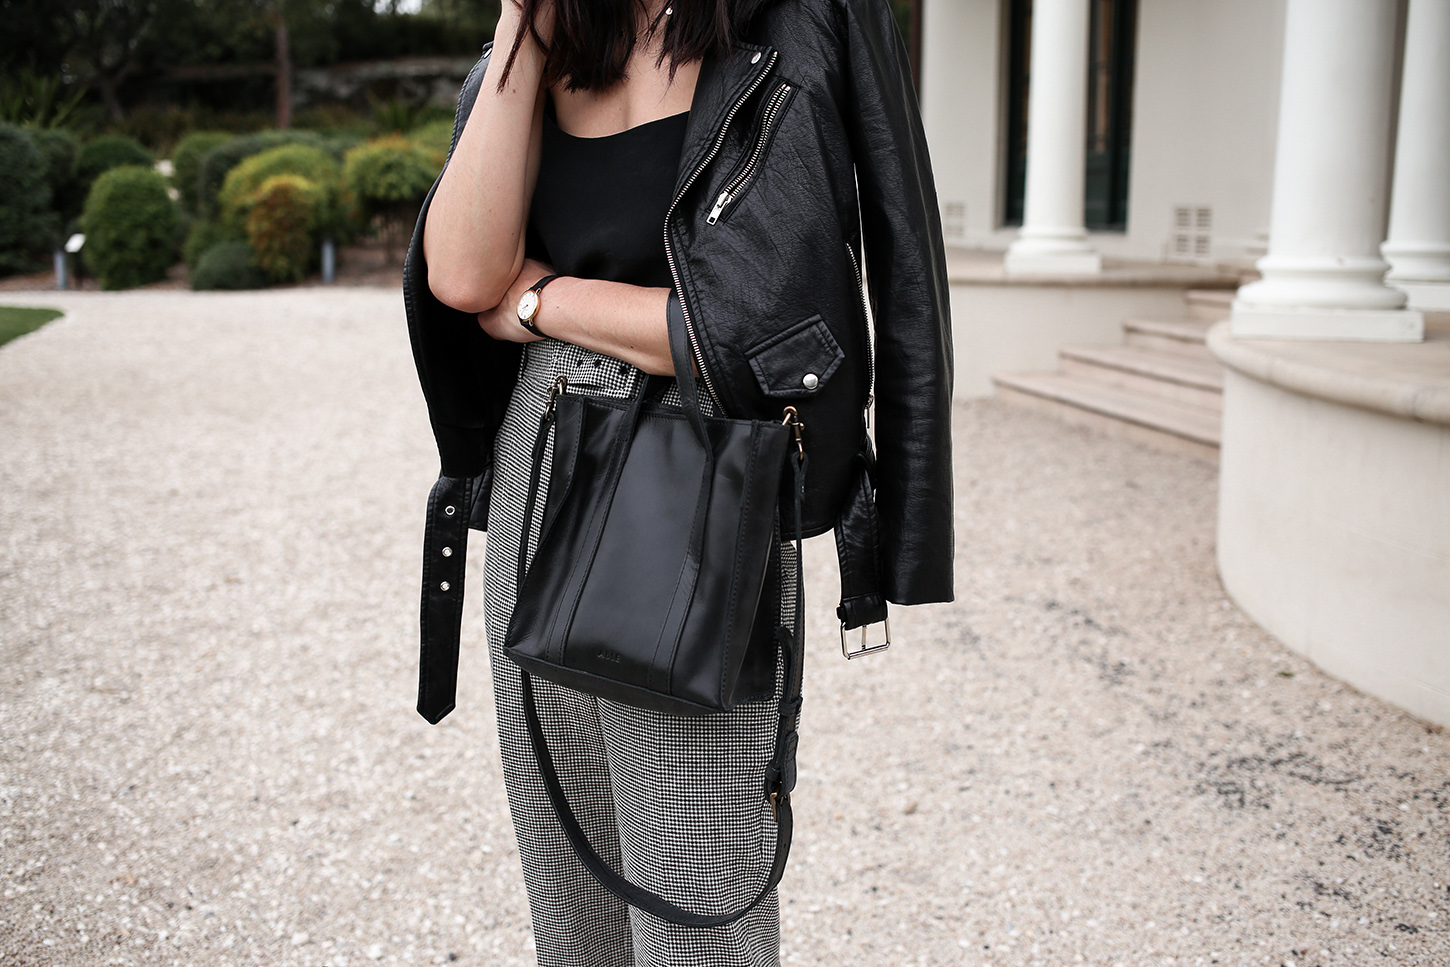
left=516, top=421, right=809, bottom=928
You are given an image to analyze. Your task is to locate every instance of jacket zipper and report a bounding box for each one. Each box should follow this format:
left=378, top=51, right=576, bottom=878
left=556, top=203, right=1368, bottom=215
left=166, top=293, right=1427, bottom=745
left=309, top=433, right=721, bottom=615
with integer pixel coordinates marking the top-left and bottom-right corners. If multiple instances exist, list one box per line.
left=706, top=80, right=793, bottom=225
left=844, top=237, right=876, bottom=422
left=663, top=48, right=780, bottom=412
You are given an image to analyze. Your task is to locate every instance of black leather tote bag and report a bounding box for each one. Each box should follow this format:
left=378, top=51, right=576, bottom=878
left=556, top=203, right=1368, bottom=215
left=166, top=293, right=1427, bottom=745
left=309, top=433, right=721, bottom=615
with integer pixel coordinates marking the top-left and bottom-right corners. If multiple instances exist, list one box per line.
left=502, top=293, right=810, bottom=927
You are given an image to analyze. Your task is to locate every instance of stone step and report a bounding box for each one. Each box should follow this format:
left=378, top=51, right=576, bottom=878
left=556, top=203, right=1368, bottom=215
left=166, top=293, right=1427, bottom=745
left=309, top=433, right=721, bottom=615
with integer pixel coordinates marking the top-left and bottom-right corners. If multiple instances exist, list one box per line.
left=1122, top=317, right=1215, bottom=360
left=1060, top=344, right=1224, bottom=410
left=1186, top=288, right=1235, bottom=321
left=993, top=370, right=1221, bottom=461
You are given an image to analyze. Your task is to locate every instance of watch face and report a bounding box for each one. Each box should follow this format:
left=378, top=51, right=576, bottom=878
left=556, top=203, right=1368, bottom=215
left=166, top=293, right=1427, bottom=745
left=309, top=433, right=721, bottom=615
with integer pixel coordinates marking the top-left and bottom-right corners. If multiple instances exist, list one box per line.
left=518, top=289, right=539, bottom=321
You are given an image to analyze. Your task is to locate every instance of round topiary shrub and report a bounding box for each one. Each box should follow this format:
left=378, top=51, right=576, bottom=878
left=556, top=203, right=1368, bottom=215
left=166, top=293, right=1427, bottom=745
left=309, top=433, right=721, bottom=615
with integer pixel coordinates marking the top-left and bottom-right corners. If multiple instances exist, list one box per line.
left=75, top=134, right=155, bottom=197
left=217, top=143, right=341, bottom=234
left=171, top=131, right=232, bottom=215
left=0, top=122, right=55, bottom=274
left=79, top=165, right=179, bottom=290
left=245, top=174, right=325, bottom=283
left=196, top=130, right=322, bottom=219
left=190, top=240, right=268, bottom=290
left=343, top=135, right=439, bottom=262
left=28, top=128, right=82, bottom=231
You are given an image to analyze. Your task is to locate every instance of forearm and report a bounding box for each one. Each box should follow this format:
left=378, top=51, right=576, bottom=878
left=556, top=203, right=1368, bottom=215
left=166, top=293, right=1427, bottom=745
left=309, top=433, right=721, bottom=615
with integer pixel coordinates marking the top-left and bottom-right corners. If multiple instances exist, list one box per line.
left=422, top=14, right=545, bottom=312
left=530, top=277, right=678, bottom=376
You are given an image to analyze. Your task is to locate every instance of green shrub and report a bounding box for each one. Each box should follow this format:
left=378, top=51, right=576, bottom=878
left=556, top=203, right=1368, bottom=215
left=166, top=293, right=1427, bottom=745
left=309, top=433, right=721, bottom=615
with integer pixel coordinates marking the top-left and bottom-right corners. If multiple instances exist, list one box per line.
left=217, top=143, right=341, bottom=234
left=246, top=174, right=324, bottom=283
left=182, top=217, right=243, bottom=270
left=75, top=135, right=154, bottom=196
left=0, top=72, right=85, bottom=130
left=318, top=132, right=367, bottom=164
left=79, top=165, right=179, bottom=290
left=196, top=130, right=322, bottom=219
left=190, top=240, right=268, bottom=291
left=343, top=135, right=438, bottom=262
left=408, top=118, right=454, bottom=167
left=0, top=122, right=55, bottom=274
left=28, top=128, right=83, bottom=231
left=171, top=132, right=233, bottom=215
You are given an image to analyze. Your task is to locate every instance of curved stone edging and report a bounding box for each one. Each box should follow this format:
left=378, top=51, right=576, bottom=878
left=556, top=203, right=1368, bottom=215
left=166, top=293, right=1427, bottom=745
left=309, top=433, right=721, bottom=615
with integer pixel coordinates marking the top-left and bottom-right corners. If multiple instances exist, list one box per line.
left=1206, top=318, right=1450, bottom=425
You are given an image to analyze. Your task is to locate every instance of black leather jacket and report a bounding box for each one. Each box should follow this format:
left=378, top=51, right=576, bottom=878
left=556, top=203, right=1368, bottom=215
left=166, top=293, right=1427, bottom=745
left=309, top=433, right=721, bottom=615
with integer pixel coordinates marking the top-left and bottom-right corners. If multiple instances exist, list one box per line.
left=404, top=0, right=954, bottom=722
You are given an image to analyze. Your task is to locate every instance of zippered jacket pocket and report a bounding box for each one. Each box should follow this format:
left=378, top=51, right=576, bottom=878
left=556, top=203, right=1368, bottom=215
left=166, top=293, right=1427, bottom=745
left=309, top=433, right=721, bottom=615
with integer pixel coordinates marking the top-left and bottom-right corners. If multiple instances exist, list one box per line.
left=706, top=79, right=798, bottom=225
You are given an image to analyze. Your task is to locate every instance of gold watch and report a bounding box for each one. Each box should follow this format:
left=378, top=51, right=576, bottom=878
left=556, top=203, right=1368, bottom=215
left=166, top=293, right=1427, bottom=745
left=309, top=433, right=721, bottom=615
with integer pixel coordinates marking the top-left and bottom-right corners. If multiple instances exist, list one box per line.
left=517, top=273, right=562, bottom=336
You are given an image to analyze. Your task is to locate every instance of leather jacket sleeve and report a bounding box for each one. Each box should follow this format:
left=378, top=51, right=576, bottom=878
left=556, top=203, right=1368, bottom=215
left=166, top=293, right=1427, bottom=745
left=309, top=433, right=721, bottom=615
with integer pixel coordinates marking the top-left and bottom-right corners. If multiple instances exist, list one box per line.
left=403, top=41, right=520, bottom=484
left=838, top=0, right=955, bottom=605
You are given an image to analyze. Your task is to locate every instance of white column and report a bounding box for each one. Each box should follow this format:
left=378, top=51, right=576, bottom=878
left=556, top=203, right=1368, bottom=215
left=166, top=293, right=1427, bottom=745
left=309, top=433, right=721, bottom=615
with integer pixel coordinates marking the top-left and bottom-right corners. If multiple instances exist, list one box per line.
left=1383, top=0, right=1450, bottom=310
left=1231, top=0, right=1422, bottom=341
left=1004, top=0, right=1100, bottom=275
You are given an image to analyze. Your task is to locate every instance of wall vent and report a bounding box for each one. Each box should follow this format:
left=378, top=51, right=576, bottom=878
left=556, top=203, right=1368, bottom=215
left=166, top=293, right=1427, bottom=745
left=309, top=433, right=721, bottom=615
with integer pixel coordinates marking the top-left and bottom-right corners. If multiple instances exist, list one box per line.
left=942, top=201, right=966, bottom=240
left=1170, top=205, right=1213, bottom=260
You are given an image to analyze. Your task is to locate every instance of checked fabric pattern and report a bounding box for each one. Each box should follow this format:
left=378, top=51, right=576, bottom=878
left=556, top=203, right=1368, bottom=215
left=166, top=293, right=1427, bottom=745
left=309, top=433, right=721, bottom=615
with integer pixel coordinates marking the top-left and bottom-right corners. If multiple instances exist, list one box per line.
left=481, top=336, right=795, bottom=967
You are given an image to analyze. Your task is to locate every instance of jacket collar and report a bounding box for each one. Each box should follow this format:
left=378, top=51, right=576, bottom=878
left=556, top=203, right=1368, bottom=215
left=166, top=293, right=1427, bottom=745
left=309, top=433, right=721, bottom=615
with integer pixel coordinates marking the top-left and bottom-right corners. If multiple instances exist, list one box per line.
left=674, top=39, right=777, bottom=198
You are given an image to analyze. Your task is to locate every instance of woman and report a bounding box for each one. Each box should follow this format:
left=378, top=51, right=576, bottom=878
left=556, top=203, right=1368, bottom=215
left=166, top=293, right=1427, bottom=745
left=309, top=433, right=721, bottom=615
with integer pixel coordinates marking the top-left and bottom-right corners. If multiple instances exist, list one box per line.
left=405, top=0, right=954, bottom=962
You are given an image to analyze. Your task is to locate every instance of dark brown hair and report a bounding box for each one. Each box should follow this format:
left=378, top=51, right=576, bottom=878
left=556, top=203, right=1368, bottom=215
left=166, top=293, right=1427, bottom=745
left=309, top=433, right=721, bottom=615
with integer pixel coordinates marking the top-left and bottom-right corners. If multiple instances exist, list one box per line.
left=493, top=0, right=778, bottom=94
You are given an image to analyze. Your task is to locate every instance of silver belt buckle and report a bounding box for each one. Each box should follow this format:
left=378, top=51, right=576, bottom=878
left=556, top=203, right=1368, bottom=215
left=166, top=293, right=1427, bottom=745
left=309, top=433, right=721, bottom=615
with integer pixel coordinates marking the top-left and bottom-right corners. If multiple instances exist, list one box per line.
left=840, top=618, right=891, bottom=660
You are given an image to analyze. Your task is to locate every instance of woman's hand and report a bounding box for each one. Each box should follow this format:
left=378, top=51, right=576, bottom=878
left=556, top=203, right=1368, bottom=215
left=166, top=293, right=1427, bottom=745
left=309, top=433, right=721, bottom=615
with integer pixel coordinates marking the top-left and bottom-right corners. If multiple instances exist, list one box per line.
left=477, top=258, right=558, bottom=343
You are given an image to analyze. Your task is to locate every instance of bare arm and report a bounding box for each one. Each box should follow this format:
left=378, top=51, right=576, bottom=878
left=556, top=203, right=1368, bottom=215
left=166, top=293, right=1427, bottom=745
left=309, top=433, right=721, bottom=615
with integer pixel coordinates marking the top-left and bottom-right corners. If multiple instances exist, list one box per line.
left=478, top=257, right=682, bottom=377
left=430, top=2, right=678, bottom=375
left=422, top=4, right=548, bottom=313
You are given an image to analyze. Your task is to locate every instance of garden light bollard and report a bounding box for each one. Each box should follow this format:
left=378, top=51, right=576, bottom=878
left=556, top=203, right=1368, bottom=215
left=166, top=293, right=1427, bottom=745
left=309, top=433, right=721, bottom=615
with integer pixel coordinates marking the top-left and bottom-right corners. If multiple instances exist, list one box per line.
left=321, top=238, right=336, bottom=284
left=59, top=234, right=85, bottom=291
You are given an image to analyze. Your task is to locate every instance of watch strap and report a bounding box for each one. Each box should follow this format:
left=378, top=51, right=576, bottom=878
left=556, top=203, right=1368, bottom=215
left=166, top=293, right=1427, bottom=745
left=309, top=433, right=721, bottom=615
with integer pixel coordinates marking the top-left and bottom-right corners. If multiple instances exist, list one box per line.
left=519, top=273, right=562, bottom=336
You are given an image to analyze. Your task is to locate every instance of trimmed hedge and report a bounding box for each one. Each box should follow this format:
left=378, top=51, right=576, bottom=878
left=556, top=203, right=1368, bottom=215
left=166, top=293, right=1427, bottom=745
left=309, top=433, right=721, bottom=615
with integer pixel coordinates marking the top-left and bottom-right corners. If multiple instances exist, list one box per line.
left=75, top=135, right=154, bottom=197
left=246, top=174, right=325, bottom=283
left=217, top=143, right=341, bottom=234
left=196, top=130, right=322, bottom=218
left=80, top=165, right=179, bottom=290
left=190, top=240, right=268, bottom=291
left=0, top=122, right=55, bottom=274
left=171, top=131, right=233, bottom=215
left=343, top=135, right=437, bottom=261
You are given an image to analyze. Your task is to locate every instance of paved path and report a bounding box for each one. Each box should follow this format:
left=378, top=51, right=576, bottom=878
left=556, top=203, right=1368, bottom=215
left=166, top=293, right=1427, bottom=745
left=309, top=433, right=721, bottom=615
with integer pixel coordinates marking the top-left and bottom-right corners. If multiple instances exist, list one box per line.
left=1, top=289, right=1446, bottom=967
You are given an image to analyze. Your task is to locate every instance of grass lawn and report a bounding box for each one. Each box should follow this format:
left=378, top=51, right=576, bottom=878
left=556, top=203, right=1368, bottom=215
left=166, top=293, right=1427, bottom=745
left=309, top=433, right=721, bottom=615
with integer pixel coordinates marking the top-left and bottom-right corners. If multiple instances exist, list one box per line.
left=0, top=306, right=64, bottom=348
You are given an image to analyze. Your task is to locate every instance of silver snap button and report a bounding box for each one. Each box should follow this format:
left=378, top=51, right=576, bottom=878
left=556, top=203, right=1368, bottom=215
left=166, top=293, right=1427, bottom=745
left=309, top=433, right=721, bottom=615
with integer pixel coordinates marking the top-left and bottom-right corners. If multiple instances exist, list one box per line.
left=439, top=581, right=451, bottom=592
left=751, top=51, right=762, bottom=64
left=441, top=546, right=453, bottom=557
left=802, top=373, right=819, bottom=390
left=444, top=505, right=456, bottom=516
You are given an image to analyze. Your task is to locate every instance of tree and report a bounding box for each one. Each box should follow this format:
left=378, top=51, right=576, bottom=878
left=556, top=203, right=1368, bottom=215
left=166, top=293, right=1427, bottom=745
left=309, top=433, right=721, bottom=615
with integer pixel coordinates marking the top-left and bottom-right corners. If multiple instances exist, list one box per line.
left=59, top=0, right=179, bottom=122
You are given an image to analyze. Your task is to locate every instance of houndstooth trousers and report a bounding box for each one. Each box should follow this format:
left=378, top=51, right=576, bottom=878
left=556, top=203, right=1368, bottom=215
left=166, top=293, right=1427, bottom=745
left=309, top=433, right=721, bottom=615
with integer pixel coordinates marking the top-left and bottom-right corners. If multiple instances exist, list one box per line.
left=481, top=335, right=795, bottom=967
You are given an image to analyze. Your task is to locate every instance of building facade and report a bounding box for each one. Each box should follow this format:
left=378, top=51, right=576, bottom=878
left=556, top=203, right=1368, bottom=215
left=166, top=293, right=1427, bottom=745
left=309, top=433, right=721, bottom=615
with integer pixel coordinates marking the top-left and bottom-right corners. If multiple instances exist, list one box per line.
left=912, top=0, right=1450, bottom=726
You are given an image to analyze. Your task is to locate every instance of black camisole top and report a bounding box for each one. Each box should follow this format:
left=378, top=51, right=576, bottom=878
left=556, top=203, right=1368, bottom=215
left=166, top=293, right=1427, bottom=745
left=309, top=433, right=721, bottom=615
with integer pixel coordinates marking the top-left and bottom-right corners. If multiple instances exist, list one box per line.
left=525, top=91, right=689, bottom=289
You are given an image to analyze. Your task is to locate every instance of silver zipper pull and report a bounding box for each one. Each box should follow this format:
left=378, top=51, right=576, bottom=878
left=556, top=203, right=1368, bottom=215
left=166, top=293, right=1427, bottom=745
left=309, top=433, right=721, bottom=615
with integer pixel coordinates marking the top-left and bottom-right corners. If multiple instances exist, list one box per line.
left=706, top=189, right=733, bottom=224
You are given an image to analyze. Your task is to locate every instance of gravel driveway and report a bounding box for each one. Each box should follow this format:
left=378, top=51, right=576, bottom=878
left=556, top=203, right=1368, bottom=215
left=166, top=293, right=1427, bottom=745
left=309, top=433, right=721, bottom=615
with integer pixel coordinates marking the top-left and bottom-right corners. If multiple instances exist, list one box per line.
left=1, top=289, right=1446, bottom=967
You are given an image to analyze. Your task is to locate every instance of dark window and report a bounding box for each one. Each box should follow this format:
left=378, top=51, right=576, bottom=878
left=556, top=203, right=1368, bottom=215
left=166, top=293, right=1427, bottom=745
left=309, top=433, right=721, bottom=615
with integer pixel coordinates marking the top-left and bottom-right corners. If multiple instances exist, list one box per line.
left=1002, top=0, right=1033, bottom=227
left=1085, top=0, right=1137, bottom=230
left=1001, top=0, right=1137, bottom=231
